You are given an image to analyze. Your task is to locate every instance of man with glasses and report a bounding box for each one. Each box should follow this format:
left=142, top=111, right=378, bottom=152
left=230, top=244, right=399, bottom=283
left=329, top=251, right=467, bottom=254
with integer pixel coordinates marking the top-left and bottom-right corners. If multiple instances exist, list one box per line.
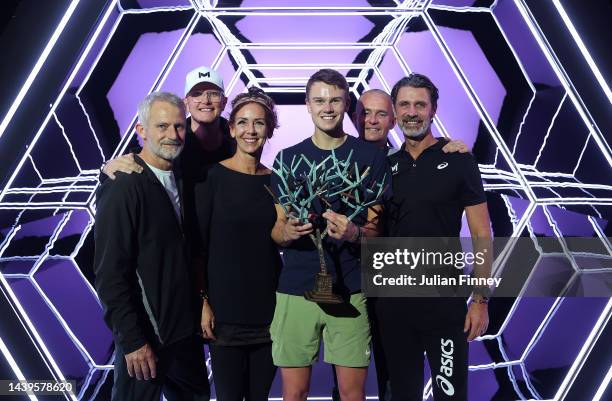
left=101, top=66, right=234, bottom=179
left=98, top=68, right=236, bottom=383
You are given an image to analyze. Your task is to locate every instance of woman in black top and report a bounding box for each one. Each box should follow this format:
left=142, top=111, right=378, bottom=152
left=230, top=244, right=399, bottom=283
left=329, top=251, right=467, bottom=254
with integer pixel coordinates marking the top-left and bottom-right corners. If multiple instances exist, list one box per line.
left=195, top=87, right=281, bottom=401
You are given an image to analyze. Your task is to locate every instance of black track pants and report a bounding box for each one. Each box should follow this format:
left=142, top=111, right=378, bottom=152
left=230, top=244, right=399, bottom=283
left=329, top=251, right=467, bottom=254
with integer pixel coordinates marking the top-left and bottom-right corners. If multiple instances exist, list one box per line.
left=374, top=299, right=468, bottom=401
left=112, top=336, right=210, bottom=401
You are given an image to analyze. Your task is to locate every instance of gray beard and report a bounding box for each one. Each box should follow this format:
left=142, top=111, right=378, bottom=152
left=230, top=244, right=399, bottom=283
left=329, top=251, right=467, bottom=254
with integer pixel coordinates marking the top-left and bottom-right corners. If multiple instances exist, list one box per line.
left=152, top=142, right=184, bottom=161
left=402, top=119, right=431, bottom=142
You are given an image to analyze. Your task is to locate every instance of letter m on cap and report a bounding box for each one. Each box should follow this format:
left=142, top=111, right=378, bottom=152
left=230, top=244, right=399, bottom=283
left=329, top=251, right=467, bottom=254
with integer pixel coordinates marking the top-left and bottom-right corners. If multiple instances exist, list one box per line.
left=199, top=72, right=210, bottom=78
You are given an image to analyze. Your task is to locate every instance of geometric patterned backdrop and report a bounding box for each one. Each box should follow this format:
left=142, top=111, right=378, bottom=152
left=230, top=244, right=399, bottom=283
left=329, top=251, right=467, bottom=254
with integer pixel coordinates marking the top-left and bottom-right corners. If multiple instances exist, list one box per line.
left=0, top=1, right=610, bottom=400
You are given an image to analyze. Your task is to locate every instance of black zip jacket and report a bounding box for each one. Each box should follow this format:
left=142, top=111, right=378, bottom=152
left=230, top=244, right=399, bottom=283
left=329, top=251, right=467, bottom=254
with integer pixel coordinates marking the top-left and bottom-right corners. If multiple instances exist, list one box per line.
left=94, top=155, right=198, bottom=354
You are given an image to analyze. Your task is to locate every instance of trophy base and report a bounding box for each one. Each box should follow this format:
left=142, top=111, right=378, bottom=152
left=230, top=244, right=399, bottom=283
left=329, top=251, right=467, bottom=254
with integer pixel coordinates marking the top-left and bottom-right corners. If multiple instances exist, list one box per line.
left=304, top=272, right=343, bottom=304
left=304, top=290, right=343, bottom=304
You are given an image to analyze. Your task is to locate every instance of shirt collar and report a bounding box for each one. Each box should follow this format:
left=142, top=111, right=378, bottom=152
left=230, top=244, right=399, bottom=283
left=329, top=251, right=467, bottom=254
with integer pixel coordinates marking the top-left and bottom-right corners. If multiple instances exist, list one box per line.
left=398, top=137, right=449, bottom=159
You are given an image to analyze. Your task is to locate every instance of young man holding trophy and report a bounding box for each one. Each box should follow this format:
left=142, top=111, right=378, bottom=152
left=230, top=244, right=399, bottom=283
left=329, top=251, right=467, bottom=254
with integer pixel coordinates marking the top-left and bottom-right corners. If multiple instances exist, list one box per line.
left=270, top=69, right=391, bottom=401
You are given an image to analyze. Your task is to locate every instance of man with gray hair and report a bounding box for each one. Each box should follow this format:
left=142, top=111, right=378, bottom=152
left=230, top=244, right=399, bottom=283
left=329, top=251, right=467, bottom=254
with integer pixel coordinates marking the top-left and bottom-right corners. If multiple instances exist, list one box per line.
left=94, top=92, right=210, bottom=401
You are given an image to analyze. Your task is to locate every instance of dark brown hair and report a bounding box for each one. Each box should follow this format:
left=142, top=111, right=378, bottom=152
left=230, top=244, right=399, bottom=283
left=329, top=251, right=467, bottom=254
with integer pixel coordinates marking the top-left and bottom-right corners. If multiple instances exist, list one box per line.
left=391, top=73, right=439, bottom=110
left=305, top=69, right=349, bottom=100
left=229, top=87, right=279, bottom=138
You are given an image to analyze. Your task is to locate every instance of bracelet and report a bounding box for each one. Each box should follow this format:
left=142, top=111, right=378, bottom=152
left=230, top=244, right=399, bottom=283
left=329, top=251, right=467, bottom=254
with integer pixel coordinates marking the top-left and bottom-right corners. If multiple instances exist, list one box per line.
left=199, top=290, right=209, bottom=301
left=472, top=285, right=492, bottom=298
left=471, top=297, right=489, bottom=305
left=349, top=224, right=362, bottom=243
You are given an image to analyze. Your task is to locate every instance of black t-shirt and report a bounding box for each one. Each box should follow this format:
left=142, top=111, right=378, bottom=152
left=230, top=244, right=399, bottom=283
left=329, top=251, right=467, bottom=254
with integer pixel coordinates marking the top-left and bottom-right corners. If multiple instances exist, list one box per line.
left=195, top=164, right=281, bottom=326
left=381, top=138, right=486, bottom=323
left=181, top=117, right=235, bottom=257
left=270, top=136, right=391, bottom=296
left=386, top=138, right=486, bottom=237
left=180, top=117, right=235, bottom=182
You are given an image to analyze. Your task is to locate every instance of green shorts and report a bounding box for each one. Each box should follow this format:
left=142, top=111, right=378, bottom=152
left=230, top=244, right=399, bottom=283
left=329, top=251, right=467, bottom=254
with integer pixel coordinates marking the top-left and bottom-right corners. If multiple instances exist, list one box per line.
left=270, top=292, right=371, bottom=368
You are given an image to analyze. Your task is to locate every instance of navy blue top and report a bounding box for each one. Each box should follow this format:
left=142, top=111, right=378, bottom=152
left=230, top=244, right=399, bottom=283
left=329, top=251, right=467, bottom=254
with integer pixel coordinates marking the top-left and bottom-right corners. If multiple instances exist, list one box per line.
left=271, top=136, right=391, bottom=296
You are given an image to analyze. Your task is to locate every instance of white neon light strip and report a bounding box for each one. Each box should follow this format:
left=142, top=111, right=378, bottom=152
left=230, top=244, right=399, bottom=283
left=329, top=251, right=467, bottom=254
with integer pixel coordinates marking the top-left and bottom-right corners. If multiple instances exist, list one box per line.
left=206, top=12, right=277, bottom=93
left=88, top=368, right=112, bottom=401
left=28, top=155, right=44, bottom=182
left=389, top=38, right=454, bottom=143
left=492, top=202, right=537, bottom=276
left=538, top=198, right=612, bottom=205
left=0, top=204, right=92, bottom=209
left=245, top=63, right=370, bottom=69
left=69, top=221, right=103, bottom=306
left=0, top=335, right=38, bottom=401
left=513, top=0, right=611, bottom=166
left=0, top=0, right=81, bottom=140
left=5, top=186, right=96, bottom=195
left=42, top=175, right=98, bottom=184
left=543, top=205, right=580, bottom=272
left=106, top=11, right=200, bottom=164
left=519, top=297, right=564, bottom=361
left=470, top=360, right=522, bottom=370
left=519, top=362, right=542, bottom=399
left=27, top=212, right=71, bottom=274
left=2, top=214, right=109, bottom=390
left=53, top=113, right=83, bottom=171
left=251, top=77, right=361, bottom=83
left=76, top=1, right=121, bottom=96
left=0, top=273, right=77, bottom=400
left=353, top=14, right=404, bottom=90
left=495, top=336, right=532, bottom=399
left=572, top=133, right=591, bottom=176
left=76, top=96, right=106, bottom=161
left=428, top=5, right=493, bottom=13
left=29, top=275, right=110, bottom=368
left=0, top=0, right=118, bottom=204
left=194, top=8, right=418, bottom=16
left=422, top=11, right=536, bottom=203
left=120, top=5, right=194, bottom=14
left=373, top=68, right=403, bottom=146
left=484, top=181, right=611, bottom=191
left=510, top=93, right=535, bottom=156
left=554, top=298, right=611, bottom=400
left=533, top=94, right=566, bottom=167
left=552, top=0, right=611, bottom=104
left=592, top=365, right=612, bottom=401
left=224, top=67, right=243, bottom=100
left=232, top=43, right=393, bottom=49
left=588, top=216, right=612, bottom=256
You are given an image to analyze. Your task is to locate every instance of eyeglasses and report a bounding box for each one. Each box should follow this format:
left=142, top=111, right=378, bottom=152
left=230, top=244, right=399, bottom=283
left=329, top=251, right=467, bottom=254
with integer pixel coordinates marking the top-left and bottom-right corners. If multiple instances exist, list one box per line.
left=189, top=90, right=223, bottom=102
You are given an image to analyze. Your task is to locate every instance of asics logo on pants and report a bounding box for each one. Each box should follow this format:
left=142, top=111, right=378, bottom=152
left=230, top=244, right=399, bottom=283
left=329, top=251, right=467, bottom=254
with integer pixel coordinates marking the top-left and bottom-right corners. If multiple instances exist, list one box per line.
left=435, top=337, right=455, bottom=396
